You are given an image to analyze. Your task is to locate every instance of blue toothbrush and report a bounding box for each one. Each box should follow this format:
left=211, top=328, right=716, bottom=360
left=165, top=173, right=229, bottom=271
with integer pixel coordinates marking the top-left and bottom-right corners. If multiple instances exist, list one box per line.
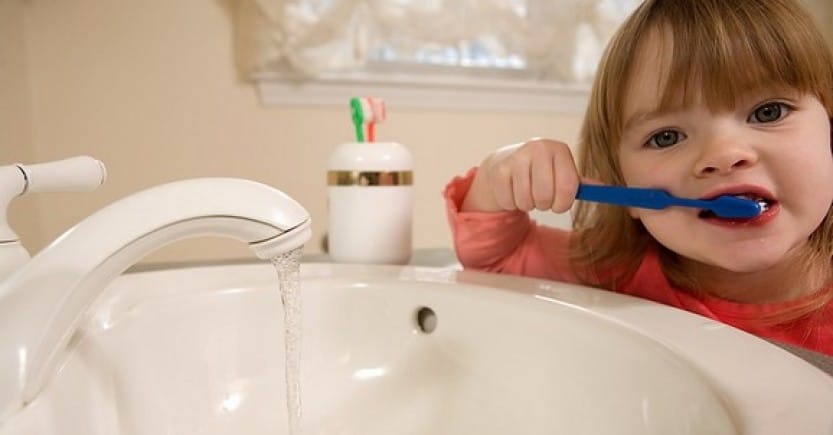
left=576, top=184, right=762, bottom=218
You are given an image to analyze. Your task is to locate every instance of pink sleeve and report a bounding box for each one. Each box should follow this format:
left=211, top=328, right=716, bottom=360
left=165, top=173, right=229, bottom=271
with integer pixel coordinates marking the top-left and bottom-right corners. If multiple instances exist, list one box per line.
left=443, top=167, right=578, bottom=283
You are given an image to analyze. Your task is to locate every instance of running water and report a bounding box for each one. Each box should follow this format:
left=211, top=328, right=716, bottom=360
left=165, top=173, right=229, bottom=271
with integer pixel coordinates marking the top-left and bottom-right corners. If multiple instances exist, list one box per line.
left=272, top=248, right=303, bottom=435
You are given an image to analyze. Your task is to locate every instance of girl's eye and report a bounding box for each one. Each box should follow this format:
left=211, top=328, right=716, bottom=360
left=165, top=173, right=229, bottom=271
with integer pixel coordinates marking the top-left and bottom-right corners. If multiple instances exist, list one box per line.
left=647, top=130, right=685, bottom=148
left=749, top=102, right=789, bottom=123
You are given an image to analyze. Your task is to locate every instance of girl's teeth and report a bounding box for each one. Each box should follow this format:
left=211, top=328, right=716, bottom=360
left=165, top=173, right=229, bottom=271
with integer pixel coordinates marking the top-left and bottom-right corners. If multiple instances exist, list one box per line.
left=757, top=199, right=769, bottom=212
left=731, top=194, right=771, bottom=212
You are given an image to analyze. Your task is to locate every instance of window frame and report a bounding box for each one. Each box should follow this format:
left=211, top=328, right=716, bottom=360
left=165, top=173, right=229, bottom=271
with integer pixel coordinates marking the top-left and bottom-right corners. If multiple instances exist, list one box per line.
left=254, top=70, right=591, bottom=114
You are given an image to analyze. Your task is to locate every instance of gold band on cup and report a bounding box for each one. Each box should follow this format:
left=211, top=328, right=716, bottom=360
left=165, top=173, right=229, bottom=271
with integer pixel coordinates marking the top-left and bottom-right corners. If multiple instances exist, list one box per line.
left=327, top=170, right=413, bottom=186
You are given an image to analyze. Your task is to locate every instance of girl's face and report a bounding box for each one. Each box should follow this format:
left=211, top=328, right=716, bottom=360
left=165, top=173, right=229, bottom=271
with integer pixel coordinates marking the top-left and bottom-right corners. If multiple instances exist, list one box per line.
left=617, top=35, right=833, bottom=289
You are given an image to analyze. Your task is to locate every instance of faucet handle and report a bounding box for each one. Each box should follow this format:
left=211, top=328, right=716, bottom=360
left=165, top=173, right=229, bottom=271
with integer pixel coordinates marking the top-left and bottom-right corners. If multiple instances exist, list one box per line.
left=1, top=155, right=106, bottom=243
left=18, top=155, right=107, bottom=195
left=0, top=155, right=107, bottom=281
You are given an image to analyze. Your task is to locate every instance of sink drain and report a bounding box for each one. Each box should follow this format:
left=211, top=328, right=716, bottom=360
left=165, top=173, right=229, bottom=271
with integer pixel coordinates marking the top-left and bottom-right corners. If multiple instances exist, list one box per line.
left=415, top=306, right=437, bottom=334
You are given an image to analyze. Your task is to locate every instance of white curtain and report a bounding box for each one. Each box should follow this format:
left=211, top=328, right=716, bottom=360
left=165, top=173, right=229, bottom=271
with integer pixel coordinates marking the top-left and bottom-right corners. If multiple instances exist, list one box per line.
left=236, top=0, right=639, bottom=83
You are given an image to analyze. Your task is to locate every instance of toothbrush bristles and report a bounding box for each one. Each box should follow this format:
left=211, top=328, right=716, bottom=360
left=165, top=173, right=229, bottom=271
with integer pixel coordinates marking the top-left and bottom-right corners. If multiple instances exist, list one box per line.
left=357, top=97, right=386, bottom=143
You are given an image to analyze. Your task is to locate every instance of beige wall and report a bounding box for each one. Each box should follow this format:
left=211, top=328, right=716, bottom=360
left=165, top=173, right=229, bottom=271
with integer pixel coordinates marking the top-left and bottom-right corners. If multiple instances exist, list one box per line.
left=804, top=0, right=833, bottom=43
left=1, top=0, right=39, bottom=248
left=1, top=0, right=582, bottom=265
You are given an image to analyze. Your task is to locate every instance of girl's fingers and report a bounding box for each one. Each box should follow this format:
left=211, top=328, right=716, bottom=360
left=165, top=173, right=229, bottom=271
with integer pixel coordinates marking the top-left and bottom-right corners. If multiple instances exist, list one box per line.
left=512, top=162, right=535, bottom=211
left=482, top=138, right=579, bottom=213
left=551, top=145, right=580, bottom=213
left=530, top=151, right=555, bottom=210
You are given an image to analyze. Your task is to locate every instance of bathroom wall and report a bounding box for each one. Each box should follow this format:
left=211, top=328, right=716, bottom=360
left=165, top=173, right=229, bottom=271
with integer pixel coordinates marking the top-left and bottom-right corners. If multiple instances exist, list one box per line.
left=805, top=0, right=833, bottom=42
left=0, top=1, right=40, bottom=248
left=1, top=0, right=582, bottom=265
left=3, top=0, right=832, bottom=265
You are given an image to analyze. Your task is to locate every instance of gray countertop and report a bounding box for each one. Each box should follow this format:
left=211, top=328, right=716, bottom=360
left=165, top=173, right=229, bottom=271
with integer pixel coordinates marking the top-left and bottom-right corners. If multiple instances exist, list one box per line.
left=769, top=340, right=833, bottom=378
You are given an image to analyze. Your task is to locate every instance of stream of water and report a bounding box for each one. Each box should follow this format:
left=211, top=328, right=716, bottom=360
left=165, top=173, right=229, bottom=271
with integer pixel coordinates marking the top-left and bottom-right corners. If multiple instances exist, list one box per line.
left=272, top=249, right=303, bottom=435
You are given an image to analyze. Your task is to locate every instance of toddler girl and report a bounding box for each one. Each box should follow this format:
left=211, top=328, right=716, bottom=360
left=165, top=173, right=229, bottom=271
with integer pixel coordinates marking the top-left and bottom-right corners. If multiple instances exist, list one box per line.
left=445, top=0, right=833, bottom=355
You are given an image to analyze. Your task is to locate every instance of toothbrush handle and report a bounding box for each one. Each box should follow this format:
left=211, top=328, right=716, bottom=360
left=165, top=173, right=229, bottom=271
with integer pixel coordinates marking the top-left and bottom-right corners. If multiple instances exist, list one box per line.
left=576, top=184, right=760, bottom=218
left=575, top=184, right=669, bottom=210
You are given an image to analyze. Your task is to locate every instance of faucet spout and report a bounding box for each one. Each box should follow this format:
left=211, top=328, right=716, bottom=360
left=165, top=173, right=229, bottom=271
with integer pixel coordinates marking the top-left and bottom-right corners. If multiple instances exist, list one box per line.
left=0, top=178, right=311, bottom=419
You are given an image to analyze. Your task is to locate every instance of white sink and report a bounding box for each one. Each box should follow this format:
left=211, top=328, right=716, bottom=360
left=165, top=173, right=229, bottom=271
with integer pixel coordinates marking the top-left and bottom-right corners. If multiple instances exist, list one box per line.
left=3, top=262, right=832, bottom=434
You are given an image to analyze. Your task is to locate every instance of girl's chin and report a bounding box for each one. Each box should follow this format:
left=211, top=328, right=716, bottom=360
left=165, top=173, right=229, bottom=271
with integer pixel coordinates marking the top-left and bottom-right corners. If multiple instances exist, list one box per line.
left=713, top=262, right=781, bottom=274
left=678, top=253, right=786, bottom=275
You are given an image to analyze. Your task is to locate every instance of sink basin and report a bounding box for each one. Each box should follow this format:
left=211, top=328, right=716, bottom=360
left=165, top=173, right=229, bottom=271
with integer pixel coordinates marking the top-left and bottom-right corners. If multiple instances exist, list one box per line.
left=3, top=262, right=832, bottom=434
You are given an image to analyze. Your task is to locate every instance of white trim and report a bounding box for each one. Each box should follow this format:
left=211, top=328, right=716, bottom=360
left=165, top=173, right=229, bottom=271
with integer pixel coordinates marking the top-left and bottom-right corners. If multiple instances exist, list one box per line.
left=254, top=72, right=590, bottom=114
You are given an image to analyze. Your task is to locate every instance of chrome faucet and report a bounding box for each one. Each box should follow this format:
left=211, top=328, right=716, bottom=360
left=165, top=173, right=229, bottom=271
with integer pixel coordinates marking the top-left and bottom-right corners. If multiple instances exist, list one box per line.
left=0, top=167, right=311, bottom=420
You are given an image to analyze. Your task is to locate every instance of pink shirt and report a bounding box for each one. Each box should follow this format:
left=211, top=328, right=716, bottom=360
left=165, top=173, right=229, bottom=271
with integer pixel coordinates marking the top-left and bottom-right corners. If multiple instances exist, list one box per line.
left=445, top=168, right=833, bottom=356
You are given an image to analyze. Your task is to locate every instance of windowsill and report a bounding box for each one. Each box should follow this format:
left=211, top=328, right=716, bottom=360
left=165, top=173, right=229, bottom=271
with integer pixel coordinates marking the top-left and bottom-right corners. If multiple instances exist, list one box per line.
left=253, top=72, right=590, bottom=114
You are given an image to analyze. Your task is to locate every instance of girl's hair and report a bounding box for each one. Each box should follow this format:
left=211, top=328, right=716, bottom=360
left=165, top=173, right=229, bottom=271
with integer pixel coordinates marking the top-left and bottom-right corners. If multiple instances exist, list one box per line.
left=570, top=0, right=833, bottom=322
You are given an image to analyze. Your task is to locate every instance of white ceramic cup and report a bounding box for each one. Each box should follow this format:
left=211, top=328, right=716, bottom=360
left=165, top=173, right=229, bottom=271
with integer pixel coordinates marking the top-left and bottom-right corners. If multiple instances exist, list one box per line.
left=327, top=142, right=413, bottom=264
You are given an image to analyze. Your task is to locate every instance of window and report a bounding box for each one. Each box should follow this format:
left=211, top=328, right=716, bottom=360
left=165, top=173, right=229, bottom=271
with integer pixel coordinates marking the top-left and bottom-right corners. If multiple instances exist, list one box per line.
left=236, top=0, right=640, bottom=112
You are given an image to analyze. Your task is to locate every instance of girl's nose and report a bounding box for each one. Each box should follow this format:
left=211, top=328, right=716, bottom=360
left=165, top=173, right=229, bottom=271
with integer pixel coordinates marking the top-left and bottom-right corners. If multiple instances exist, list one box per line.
left=693, top=138, right=758, bottom=177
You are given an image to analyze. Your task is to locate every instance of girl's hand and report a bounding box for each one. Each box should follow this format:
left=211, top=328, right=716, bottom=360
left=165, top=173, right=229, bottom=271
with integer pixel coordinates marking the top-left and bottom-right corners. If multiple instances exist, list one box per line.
left=461, top=138, right=580, bottom=213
